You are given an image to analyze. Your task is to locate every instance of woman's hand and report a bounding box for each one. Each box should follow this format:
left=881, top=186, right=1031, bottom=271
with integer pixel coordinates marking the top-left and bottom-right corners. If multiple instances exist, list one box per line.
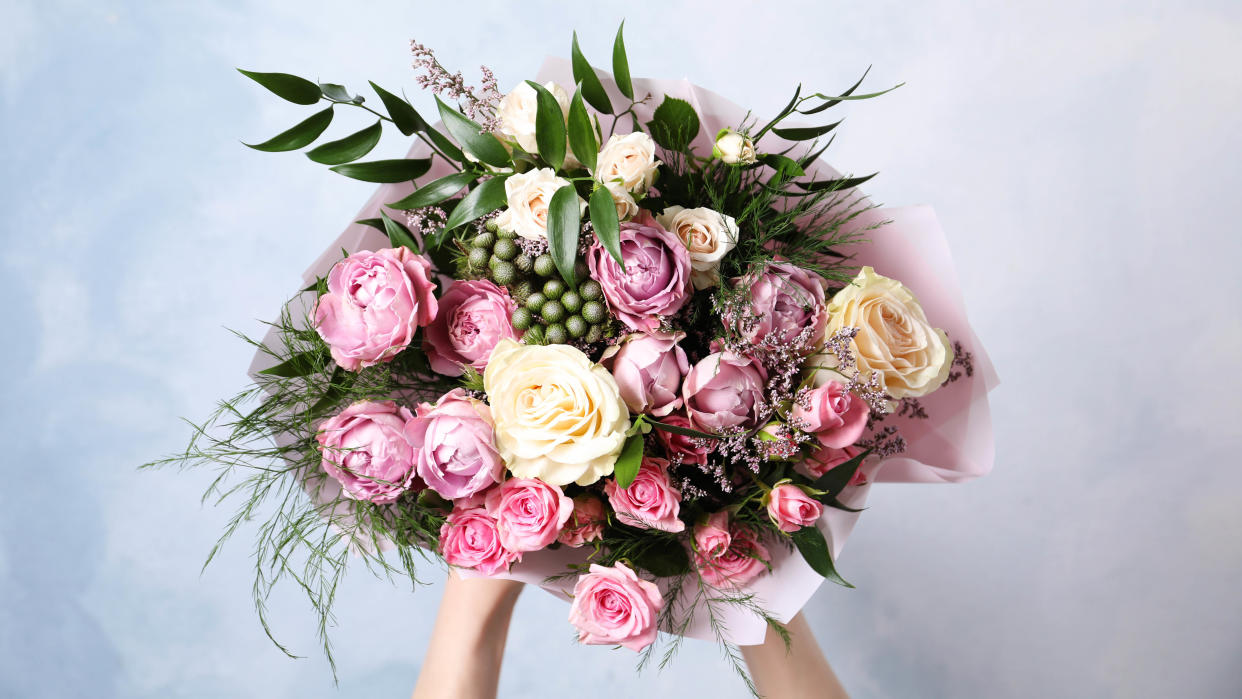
left=411, top=570, right=524, bottom=699
left=741, top=612, right=849, bottom=698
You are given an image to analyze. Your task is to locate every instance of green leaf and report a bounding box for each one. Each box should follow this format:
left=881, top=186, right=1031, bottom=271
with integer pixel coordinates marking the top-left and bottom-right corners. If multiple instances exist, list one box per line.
left=567, top=88, right=598, bottom=171
left=244, top=106, right=334, bottom=152
left=329, top=158, right=432, bottom=183
left=613, top=432, right=645, bottom=489
left=310, top=367, right=356, bottom=415
left=525, top=80, right=567, bottom=170
left=799, top=67, right=870, bottom=115
left=237, top=69, right=322, bottom=105
left=588, top=185, right=622, bottom=268
left=809, top=448, right=872, bottom=496
left=425, top=126, right=465, bottom=163
left=444, top=175, right=510, bottom=230
left=319, top=82, right=363, bottom=104
left=754, top=85, right=802, bottom=139
left=369, top=81, right=426, bottom=135
left=791, top=525, right=853, bottom=587
left=646, top=96, right=700, bottom=152
left=381, top=211, right=418, bottom=252
left=546, top=184, right=582, bottom=285
left=802, top=81, right=902, bottom=105
left=258, top=348, right=327, bottom=377
left=629, top=536, right=690, bottom=577
left=792, top=173, right=876, bottom=193
left=386, top=171, right=475, bottom=209
left=435, top=96, right=510, bottom=167
left=759, top=153, right=805, bottom=179
left=306, top=120, right=382, bottom=165
left=571, top=31, right=612, bottom=114
left=647, top=419, right=720, bottom=440
left=772, top=119, right=843, bottom=141
left=612, top=21, right=633, bottom=100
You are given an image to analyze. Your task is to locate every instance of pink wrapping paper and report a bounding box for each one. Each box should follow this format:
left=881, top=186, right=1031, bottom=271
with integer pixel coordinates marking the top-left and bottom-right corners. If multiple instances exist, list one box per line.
left=249, top=57, right=996, bottom=645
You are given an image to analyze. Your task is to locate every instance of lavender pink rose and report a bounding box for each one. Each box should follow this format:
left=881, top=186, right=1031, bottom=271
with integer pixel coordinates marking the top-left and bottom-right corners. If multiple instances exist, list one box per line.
left=693, top=512, right=771, bottom=588
left=604, top=457, right=685, bottom=533
left=601, top=331, right=689, bottom=417
left=316, top=400, right=417, bottom=504
left=734, top=261, right=828, bottom=352
left=403, top=388, right=504, bottom=500
left=682, top=351, right=768, bottom=433
left=313, top=247, right=438, bottom=371
left=568, top=562, right=664, bottom=652
left=485, top=477, right=574, bottom=553
left=587, top=218, right=692, bottom=332
left=791, top=380, right=868, bottom=448
left=423, top=279, right=520, bottom=376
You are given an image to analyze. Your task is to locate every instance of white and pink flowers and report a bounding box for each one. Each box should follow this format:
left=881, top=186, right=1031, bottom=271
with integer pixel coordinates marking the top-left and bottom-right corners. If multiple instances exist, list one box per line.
left=693, top=512, right=771, bottom=588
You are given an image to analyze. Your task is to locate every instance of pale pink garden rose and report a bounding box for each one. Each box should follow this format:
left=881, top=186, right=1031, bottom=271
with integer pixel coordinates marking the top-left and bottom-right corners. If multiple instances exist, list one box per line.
left=313, top=248, right=438, bottom=371
left=653, top=413, right=710, bottom=466
left=600, top=331, right=689, bottom=417
left=797, top=444, right=868, bottom=486
left=439, top=507, right=520, bottom=575
left=316, top=400, right=417, bottom=504
left=587, top=219, right=692, bottom=333
left=568, top=562, right=664, bottom=652
left=682, top=351, right=768, bottom=433
left=604, top=457, right=685, bottom=533
left=422, top=279, right=519, bottom=376
left=484, top=477, right=574, bottom=553
left=558, top=494, right=607, bottom=548
left=403, top=388, right=504, bottom=500
left=766, top=484, right=824, bottom=533
left=791, top=380, right=869, bottom=449
left=734, top=261, right=829, bottom=352
left=693, top=512, right=771, bottom=588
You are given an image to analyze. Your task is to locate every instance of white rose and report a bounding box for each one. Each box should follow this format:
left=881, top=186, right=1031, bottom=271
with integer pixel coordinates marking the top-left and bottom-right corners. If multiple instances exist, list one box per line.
left=495, top=81, right=570, bottom=155
left=825, top=266, right=953, bottom=399
left=484, top=339, right=630, bottom=486
left=493, top=168, right=582, bottom=240
left=656, top=205, right=738, bottom=289
left=713, top=128, right=756, bottom=165
left=604, top=181, right=639, bottom=221
left=594, top=132, right=660, bottom=193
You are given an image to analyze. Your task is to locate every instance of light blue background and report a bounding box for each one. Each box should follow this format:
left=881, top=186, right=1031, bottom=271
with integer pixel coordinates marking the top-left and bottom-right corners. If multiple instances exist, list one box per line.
left=3, top=1, right=1240, bottom=697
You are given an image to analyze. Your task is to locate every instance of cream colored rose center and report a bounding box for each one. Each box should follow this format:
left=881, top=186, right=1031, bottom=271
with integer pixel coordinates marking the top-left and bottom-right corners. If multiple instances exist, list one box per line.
left=516, top=382, right=598, bottom=436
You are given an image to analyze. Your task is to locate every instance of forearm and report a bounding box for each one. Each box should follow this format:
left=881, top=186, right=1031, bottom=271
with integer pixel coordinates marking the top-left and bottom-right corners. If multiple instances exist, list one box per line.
left=740, top=612, right=848, bottom=699
left=412, top=570, right=524, bottom=699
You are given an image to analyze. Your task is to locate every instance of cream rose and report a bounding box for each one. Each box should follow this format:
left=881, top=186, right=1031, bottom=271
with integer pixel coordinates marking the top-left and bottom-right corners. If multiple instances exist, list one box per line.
left=594, top=132, right=660, bottom=193
left=493, top=168, right=582, bottom=241
left=495, top=81, right=570, bottom=155
left=713, top=128, right=756, bottom=165
left=605, top=181, right=639, bottom=221
left=483, top=339, right=630, bottom=486
left=656, top=205, right=738, bottom=289
left=825, top=266, right=953, bottom=398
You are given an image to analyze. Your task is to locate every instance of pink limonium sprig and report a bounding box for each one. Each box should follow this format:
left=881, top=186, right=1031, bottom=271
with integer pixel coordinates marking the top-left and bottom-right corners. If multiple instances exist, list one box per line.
left=410, top=40, right=501, bottom=131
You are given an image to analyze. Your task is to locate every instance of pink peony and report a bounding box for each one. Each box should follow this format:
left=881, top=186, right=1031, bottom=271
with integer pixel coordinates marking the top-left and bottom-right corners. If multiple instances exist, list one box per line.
left=422, top=279, right=519, bottom=376
left=600, top=331, right=689, bottom=417
left=558, top=494, right=607, bottom=548
left=798, top=445, right=868, bottom=486
left=734, top=261, right=828, bottom=352
left=568, top=562, right=664, bottom=652
left=766, top=484, right=824, bottom=533
left=403, top=388, right=504, bottom=500
left=791, top=380, right=869, bottom=448
left=316, top=400, right=417, bottom=504
left=586, top=219, right=692, bottom=332
left=439, top=507, right=520, bottom=575
left=313, top=248, right=438, bottom=371
left=653, top=413, right=710, bottom=466
left=693, top=512, right=771, bottom=588
left=485, top=478, right=574, bottom=553
left=604, top=457, right=685, bottom=533
left=682, top=352, right=768, bottom=433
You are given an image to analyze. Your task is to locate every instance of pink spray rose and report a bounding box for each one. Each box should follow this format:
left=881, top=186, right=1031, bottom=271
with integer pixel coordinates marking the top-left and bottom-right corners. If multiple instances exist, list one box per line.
left=791, top=380, right=869, bottom=448
left=485, top=478, right=574, bottom=553
left=316, top=400, right=417, bottom=504
left=313, top=248, right=438, bottom=371
left=653, top=413, right=710, bottom=466
left=766, top=484, right=824, bottom=533
left=587, top=219, right=692, bottom=332
left=568, top=562, right=664, bottom=652
left=439, top=507, right=520, bottom=575
left=600, top=331, right=689, bottom=417
left=798, top=445, right=868, bottom=486
left=558, top=494, right=607, bottom=548
left=422, top=279, right=519, bottom=376
left=734, top=261, right=828, bottom=352
left=604, top=457, right=685, bottom=533
left=403, top=388, right=504, bottom=500
left=682, top=351, right=768, bottom=433
left=693, top=512, right=771, bottom=588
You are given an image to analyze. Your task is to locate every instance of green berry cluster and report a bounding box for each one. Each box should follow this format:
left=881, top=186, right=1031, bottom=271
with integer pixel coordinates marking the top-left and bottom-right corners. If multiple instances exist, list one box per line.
left=465, top=220, right=611, bottom=345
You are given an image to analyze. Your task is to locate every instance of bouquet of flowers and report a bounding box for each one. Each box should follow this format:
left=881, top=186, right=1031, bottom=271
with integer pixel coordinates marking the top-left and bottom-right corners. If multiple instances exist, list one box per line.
left=152, top=23, right=995, bottom=692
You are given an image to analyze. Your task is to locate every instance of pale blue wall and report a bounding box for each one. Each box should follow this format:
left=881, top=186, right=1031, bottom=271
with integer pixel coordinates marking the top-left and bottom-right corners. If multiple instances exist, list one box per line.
left=3, top=1, right=1240, bottom=697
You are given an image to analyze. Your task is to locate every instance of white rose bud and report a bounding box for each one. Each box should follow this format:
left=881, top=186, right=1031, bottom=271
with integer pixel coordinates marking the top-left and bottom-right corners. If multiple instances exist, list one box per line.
left=495, top=81, right=570, bottom=155
left=713, top=128, right=756, bottom=165
left=656, top=205, right=738, bottom=289
left=604, top=181, right=639, bottom=222
left=493, top=168, right=582, bottom=240
left=594, top=132, right=660, bottom=194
